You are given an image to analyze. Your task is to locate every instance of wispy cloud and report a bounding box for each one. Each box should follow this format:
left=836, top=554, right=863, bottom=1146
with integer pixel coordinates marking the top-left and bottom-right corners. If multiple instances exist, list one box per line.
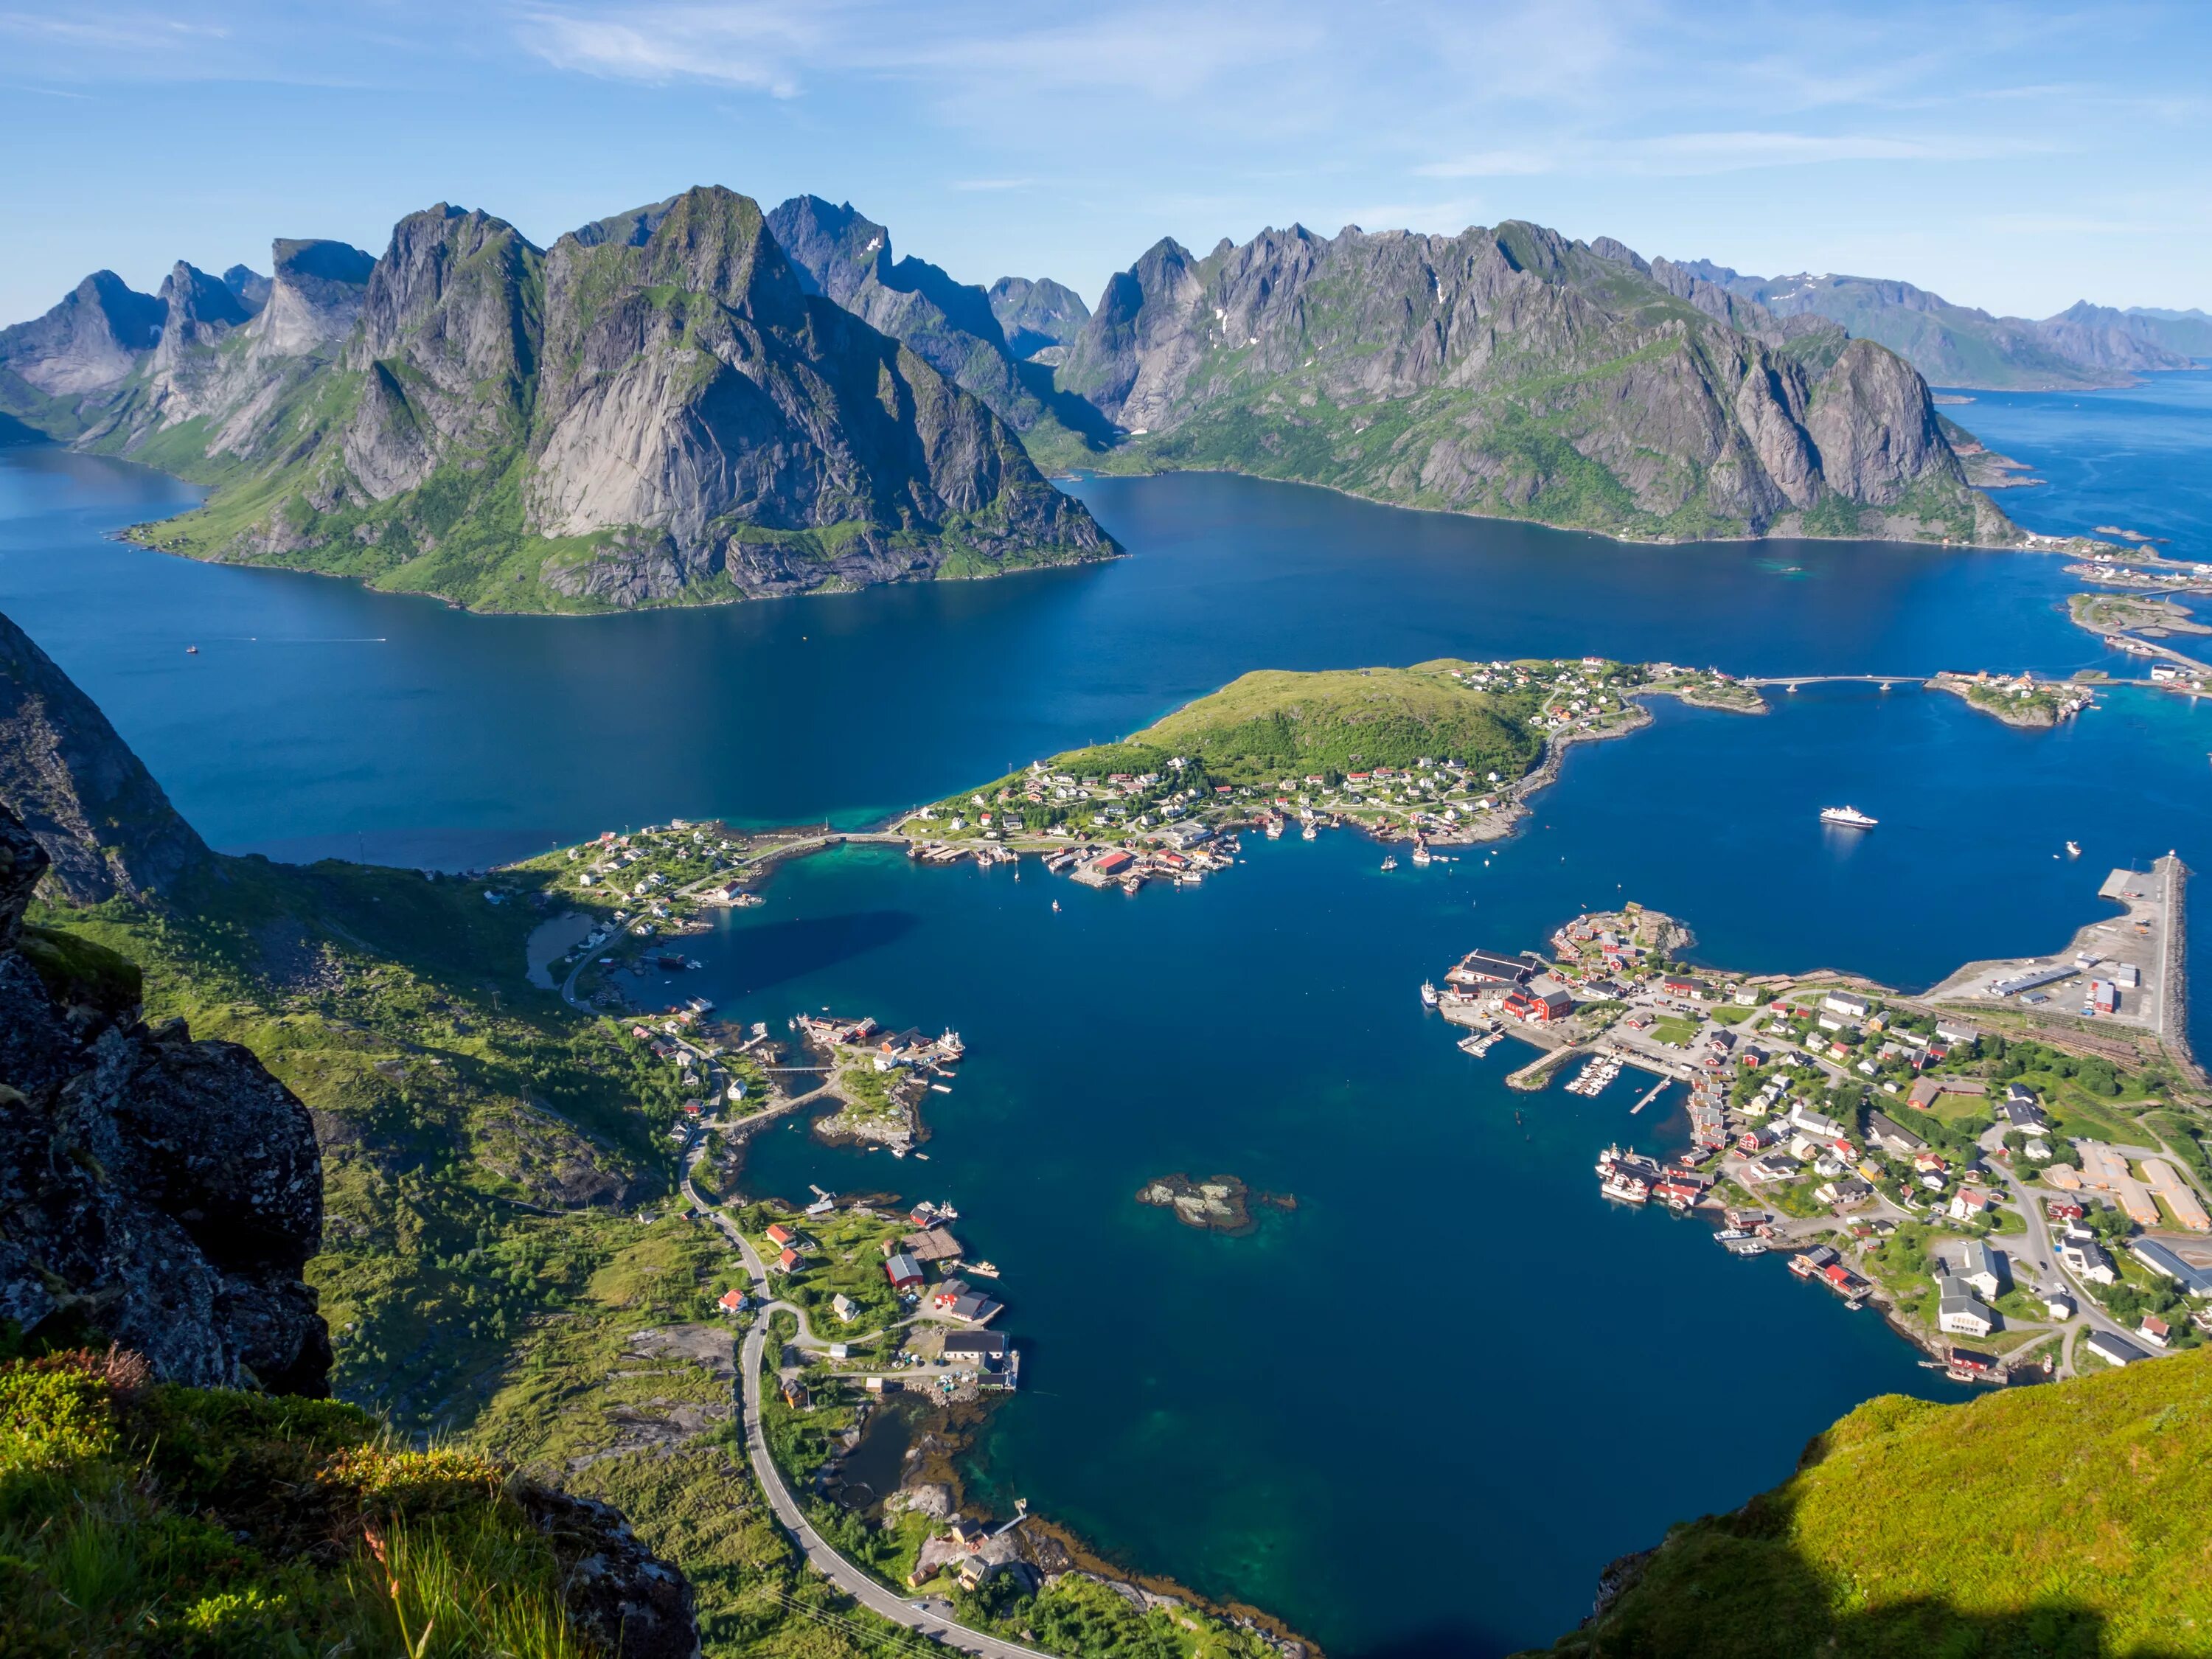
left=514, top=1, right=827, bottom=96
left=1418, top=129, right=2057, bottom=179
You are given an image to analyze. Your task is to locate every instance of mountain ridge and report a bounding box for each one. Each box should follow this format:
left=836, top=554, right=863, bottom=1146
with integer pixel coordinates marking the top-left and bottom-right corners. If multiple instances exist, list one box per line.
left=1050, top=219, right=2014, bottom=545
left=0, top=187, right=1114, bottom=613
left=1677, top=262, right=2206, bottom=389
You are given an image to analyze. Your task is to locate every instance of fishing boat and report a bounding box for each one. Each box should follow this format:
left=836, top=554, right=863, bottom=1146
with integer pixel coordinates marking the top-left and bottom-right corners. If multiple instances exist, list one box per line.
left=1121, top=877, right=1141, bottom=895
left=1380, top=855, right=1399, bottom=871
left=1051, top=899, right=1061, bottom=912
left=1265, top=816, right=1283, bottom=839
left=1819, top=805, right=1878, bottom=829
left=185, top=645, right=199, bottom=655
left=1301, top=821, right=1317, bottom=841
left=1420, top=980, right=1439, bottom=1006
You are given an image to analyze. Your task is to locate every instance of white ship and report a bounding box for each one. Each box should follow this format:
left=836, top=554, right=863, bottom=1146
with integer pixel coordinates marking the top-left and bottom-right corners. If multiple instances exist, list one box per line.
left=1819, top=804, right=1878, bottom=829
left=1420, top=980, right=1439, bottom=1006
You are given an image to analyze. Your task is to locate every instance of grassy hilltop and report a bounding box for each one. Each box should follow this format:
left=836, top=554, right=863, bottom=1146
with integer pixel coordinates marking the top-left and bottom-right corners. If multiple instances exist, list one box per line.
left=1528, top=1346, right=2212, bottom=1659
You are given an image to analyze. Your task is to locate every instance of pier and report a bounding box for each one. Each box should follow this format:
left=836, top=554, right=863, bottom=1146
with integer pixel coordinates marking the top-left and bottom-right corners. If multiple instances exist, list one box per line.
left=1629, top=1076, right=1671, bottom=1116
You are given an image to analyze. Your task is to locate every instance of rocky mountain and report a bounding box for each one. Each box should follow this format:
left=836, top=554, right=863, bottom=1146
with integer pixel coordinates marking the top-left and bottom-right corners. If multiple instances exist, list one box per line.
left=1058, top=220, right=2013, bottom=543
left=0, top=804, right=330, bottom=1393
left=2121, top=305, right=2212, bottom=355
left=0, top=271, right=165, bottom=437
left=0, top=609, right=210, bottom=905
left=1677, top=263, right=2199, bottom=390
left=988, top=275, right=1091, bottom=359
left=2050, top=299, right=2212, bottom=361
left=765, top=195, right=1111, bottom=464
left=0, top=187, right=1113, bottom=612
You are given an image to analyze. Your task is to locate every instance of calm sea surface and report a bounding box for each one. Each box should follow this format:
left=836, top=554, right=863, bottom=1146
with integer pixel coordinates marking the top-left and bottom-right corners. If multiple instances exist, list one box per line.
left=1, top=375, right=2208, bottom=1655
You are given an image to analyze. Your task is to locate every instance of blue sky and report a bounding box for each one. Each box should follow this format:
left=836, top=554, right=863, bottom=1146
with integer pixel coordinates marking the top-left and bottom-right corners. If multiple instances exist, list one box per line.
left=3, top=0, right=2207, bottom=327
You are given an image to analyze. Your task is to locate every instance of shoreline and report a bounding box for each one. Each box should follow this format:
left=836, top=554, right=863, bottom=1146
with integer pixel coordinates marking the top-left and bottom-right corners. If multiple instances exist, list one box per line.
left=1062, top=456, right=2069, bottom=557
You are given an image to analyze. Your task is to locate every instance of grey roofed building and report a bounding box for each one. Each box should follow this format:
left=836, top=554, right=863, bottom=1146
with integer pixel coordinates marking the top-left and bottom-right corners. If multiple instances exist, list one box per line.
left=2085, top=1329, right=2149, bottom=1366
left=1938, top=1290, right=1995, bottom=1335
left=1866, top=1111, right=1927, bottom=1155
left=2129, top=1238, right=2212, bottom=1298
left=1958, top=1239, right=2004, bottom=1296
left=940, top=1331, right=1009, bottom=1358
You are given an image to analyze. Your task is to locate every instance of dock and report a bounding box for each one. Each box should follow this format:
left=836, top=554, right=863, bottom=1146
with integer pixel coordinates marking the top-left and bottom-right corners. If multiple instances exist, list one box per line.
left=1629, top=1076, right=1670, bottom=1116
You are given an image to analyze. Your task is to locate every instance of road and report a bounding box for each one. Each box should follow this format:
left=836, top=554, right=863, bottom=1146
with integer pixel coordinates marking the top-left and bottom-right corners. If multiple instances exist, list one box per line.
left=676, top=1147, right=1056, bottom=1659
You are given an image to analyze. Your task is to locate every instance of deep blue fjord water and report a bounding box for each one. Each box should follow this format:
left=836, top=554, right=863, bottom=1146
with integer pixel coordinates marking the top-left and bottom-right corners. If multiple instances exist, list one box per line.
left=1, top=375, right=2208, bottom=1655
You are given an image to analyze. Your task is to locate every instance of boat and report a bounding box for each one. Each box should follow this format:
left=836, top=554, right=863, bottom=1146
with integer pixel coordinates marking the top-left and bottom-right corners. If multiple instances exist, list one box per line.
left=1121, top=877, right=1141, bottom=895
left=1599, top=1172, right=1650, bottom=1204
left=1051, top=900, right=1061, bottom=912
left=185, top=645, right=198, bottom=655
left=2065, top=841, right=2081, bottom=857
left=1301, top=822, right=1317, bottom=841
left=1380, top=855, right=1399, bottom=872
left=1264, top=816, right=1283, bottom=839
left=1420, top=980, right=1439, bottom=1006
left=1819, top=805, right=1878, bottom=829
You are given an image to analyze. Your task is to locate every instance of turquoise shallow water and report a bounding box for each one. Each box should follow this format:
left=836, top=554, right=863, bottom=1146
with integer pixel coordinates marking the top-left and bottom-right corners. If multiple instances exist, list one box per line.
left=724, top=680, right=2210, bottom=1657
left=0, top=375, right=2208, bottom=1654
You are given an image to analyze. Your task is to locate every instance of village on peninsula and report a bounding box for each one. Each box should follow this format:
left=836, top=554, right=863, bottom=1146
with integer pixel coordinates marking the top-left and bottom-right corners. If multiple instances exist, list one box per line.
left=453, top=645, right=2212, bottom=1630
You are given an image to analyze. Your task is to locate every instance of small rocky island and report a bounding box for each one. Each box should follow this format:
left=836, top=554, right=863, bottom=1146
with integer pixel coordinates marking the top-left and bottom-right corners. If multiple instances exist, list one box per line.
left=1136, top=1173, right=1293, bottom=1234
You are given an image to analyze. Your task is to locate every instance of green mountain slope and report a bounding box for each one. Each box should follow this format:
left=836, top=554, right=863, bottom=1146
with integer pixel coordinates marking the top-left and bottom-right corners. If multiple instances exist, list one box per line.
left=1058, top=224, right=2015, bottom=545
left=1528, top=1348, right=2212, bottom=1659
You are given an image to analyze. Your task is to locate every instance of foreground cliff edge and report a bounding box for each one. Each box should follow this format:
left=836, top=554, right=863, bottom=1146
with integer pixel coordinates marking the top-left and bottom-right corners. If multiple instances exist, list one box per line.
left=0, top=807, right=700, bottom=1657
left=1520, top=1347, right=2212, bottom=1659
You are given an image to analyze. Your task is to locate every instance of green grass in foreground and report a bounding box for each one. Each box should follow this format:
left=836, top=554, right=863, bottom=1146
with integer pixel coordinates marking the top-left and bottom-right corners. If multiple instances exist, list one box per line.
left=1528, top=1346, right=2212, bottom=1658
left=0, top=1350, right=590, bottom=1658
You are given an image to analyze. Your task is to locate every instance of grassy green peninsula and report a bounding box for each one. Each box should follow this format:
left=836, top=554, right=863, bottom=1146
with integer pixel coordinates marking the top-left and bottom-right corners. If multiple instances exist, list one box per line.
left=907, top=657, right=1762, bottom=849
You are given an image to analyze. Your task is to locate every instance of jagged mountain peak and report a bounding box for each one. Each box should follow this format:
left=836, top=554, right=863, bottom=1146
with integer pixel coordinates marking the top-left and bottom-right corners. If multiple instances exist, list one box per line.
left=1055, top=212, right=2010, bottom=543
left=987, top=276, right=1091, bottom=359
left=221, top=263, right=271, bottom=313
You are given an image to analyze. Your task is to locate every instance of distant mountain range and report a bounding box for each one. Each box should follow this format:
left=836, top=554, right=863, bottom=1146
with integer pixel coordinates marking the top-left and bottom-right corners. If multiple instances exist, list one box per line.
left=16, top=189, right=2200, bottom=603
left=1672, top=265, right=2211, bottom=391
left=0, top=187, right=1112, bottom=612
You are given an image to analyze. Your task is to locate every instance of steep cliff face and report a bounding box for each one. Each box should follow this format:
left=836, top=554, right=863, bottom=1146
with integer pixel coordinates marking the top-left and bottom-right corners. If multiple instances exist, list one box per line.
left=0, top=805, right=330, bottom=1394
left=765, top=195, right=1113, bottom=463
left=1059, top=219, right=2010, bottom=543
left=0, top=610, right=209, bottom=905
left=988, top=276, right=1091, bottom=359
left=4, top=187, right=1110, bottom=611
left=509, top=187, right=1110, bottom=602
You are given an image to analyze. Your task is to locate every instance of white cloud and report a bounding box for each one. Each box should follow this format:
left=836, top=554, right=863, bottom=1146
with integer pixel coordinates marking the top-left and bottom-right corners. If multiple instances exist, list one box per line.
left=515, top=1, right=827, bottom=96
left=1419, top=129, right=2056, bottom=179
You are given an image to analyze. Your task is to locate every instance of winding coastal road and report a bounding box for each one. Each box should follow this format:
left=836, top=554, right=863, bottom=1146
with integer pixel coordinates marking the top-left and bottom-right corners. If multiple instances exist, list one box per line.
left=675, top=1148, right=1054, bottom=1659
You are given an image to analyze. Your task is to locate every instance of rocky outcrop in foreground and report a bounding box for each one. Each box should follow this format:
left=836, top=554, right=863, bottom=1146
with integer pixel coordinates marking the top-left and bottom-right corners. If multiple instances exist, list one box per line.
left=0, top=804, right=328, bottom=1392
